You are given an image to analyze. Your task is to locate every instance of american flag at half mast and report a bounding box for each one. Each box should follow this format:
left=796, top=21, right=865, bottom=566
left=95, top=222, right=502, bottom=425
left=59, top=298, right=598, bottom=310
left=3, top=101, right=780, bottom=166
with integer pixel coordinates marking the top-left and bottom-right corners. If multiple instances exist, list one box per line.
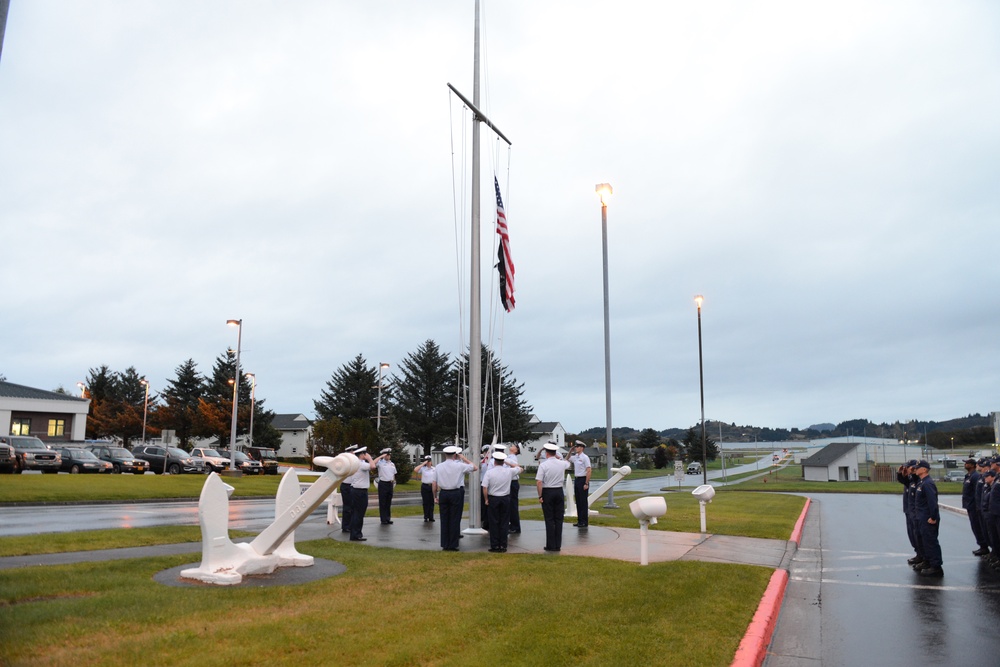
left=494, top=177, right=515, bottom=312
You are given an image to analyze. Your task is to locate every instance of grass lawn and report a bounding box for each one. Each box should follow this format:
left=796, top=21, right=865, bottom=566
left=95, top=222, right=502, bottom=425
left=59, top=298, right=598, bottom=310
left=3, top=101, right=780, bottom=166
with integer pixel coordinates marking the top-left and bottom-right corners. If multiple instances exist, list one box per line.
left=734, top=465, right=964, bottom=495
left=0, top=538, right=773, bottom=667
left=523, top=489, right=806, bottom=540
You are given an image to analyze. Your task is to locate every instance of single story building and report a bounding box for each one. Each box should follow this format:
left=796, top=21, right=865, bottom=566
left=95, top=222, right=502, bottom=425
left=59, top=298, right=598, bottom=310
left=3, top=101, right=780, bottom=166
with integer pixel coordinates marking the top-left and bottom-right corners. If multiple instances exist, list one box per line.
left=801, top=442, right=860, bottom=482
left=0, top=380, right=90, bottom=442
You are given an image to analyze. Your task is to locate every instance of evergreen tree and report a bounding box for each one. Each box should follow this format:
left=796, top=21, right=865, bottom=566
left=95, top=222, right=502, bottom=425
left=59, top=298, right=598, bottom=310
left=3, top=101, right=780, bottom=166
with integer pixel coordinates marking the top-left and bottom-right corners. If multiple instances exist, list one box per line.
left=449, top=346, right=533, bottom=448
left=155, top=358, right=205, bottom=449
left=653, top=444, right=670, bottom=469
left=636, top=428, right=661, bottom=449
left=314, top=354, right=380, bottom=424
left=683, top=426, right=719, bottom=464
left=391, top=340, right=454, bottom=455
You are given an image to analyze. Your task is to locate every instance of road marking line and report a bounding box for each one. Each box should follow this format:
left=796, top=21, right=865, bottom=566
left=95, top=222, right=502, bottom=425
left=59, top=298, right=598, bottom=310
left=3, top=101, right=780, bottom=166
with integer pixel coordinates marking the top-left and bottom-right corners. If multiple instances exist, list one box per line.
left=790, top=576, right=1000, bottom=592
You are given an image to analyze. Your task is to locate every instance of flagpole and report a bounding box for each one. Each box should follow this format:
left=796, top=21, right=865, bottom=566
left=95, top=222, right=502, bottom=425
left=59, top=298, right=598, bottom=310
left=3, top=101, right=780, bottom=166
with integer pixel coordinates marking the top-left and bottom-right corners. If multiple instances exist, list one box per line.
left=451, top=0, right=511, bottom=536
left=465, top=0, right=485, bottom=534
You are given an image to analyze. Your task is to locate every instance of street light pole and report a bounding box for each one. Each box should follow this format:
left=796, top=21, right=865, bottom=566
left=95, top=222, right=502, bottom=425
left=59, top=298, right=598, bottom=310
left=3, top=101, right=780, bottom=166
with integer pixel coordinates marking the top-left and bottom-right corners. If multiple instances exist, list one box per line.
left=139, top=379, right=149, bottom=444
left=226, top=319, right=242, bottom=474
left=246, top=373, right=255, bottom=450
left=377, top=362, right=390, bottom=431
left=695, top=295, right=707, bottom=485
left=596, top=183, right=617, bottom=509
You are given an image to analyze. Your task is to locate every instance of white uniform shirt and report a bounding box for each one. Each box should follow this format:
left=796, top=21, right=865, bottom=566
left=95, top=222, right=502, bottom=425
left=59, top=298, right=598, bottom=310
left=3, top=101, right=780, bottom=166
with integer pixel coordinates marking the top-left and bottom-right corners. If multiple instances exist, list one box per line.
left=376, top=458, right=397, bottom=483
left=536, top=456, right=570, bottom=488
left=435, top=458, right=474, bottom=490
left=507, top=453, right=520, bottom=480
left=350, top=459, right=372, bottom=489
left=418, top=465, right=436, bottom=485
left=570, top=452, right=592, bottom=477
left=482, top=464, right=522, bottom=496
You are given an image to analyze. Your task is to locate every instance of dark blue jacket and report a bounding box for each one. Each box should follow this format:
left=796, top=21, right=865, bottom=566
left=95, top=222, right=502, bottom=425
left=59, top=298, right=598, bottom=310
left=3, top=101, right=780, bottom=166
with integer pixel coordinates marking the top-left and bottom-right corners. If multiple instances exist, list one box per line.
left=963, top=470, right=981, bottom=510
left=914, top=476, right=940, bottom=523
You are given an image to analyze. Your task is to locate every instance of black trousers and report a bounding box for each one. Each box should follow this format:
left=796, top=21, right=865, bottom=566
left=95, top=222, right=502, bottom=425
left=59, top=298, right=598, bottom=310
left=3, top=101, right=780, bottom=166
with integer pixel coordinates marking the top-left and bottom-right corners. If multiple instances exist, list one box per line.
left=350, top=486, right=368, bottom=540
left=968, top=506, right=989, bottom=548
left=439, top=487, right=465, bottom=550
left=917, top=518, right=942, bottom=568
left=421, top=483, right=435, bottom=521
left=509, top=479, right=521, bottom=532
left=574, top=477, right=589, bottom=525
left=541, top=487, right=565, bottom=551
left=378, top=480, right=394, bottom=524
left=906, top=512, right=923, bottom=557
left=340, top=484, right=353, bottom=532
left=487, top=494, right=511, bottom=549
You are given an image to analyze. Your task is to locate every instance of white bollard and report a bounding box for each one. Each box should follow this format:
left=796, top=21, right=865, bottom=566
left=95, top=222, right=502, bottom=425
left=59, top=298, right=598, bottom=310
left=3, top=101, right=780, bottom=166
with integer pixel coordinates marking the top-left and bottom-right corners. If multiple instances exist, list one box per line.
left=692, top=484, right=716, bottom=534
left=629, top=496, right=667, bottom=566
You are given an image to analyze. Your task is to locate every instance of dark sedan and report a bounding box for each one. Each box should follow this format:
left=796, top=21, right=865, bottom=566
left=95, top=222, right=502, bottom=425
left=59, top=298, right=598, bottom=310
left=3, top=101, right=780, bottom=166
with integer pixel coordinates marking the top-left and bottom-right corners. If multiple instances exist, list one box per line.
left=86, top=444, right=149, bottom=474
left=57, top=448, right=113, bottom=474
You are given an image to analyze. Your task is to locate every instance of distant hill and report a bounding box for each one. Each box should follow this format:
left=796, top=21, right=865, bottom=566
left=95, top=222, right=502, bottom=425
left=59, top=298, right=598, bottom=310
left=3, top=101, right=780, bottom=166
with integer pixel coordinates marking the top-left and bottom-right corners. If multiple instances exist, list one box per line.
left=568, top=413, right=993, bottom=446
left=809, top=423, right=835, bottom=432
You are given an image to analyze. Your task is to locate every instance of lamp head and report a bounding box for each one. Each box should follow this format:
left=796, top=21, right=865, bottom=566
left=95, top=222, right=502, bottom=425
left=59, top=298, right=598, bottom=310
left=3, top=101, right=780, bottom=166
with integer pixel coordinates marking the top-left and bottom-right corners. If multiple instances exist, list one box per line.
left=595, top=183, right=613, bottom=205
left=226, top=319, right=241, bottom=327
left=694, top=294, right=704, bottom=309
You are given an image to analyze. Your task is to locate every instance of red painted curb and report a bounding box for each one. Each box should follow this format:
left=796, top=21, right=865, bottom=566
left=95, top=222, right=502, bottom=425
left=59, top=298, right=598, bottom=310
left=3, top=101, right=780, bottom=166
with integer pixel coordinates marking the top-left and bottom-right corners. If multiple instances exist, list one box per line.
left=789, top=497, right=811, bottom=545
left=731, top=568, right=789, bottom=667
left=730, top=497, right=811, bottom=666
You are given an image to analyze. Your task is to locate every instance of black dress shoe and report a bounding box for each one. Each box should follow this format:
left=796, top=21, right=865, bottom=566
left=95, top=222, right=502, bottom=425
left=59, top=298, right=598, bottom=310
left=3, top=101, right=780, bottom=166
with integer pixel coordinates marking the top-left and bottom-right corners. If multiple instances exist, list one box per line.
left=350, top=537, right=367, bottom=542
left=918, top=566, right=944, bottom=577
left=543, top=547, right=560, bottom=552
left=488, top=548, right=502, bottom=553
left=509, top=529, right=520, bottom=534
left=572, top=523, right=581, bottom=527
left=974, top=547, right=990, bottom=557
left=906, top=555, right=922, bottom=565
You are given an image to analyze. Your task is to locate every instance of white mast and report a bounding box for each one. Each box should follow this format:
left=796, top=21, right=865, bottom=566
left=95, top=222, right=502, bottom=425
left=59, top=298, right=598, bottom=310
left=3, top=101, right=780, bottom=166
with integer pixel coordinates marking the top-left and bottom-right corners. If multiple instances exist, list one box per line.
left=448, top=0, right=511, bottom=534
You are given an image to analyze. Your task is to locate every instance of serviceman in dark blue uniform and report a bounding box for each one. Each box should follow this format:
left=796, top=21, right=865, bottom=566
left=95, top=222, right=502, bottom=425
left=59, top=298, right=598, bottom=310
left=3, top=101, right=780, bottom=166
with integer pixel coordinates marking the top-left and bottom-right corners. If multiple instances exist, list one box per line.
left=962, top=458, right=989, bottom=556
left=898, top=460, right=923, bottom=567
left=340, top=444, right=358, bottom=533
left=981, top=466, right=998, bottom=568
left=912, top=460, right=942, bottom=577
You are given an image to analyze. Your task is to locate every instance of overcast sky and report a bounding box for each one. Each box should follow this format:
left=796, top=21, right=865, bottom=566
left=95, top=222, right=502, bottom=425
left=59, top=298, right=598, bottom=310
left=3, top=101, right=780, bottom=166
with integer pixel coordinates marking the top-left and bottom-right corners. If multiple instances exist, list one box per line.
left=1, top=1, right=998, bottom=435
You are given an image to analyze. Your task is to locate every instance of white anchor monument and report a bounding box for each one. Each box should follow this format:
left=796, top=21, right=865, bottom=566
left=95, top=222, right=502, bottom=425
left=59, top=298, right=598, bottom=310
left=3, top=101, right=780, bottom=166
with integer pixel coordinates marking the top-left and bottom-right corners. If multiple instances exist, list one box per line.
left=180, top=453, right=359, bottom=585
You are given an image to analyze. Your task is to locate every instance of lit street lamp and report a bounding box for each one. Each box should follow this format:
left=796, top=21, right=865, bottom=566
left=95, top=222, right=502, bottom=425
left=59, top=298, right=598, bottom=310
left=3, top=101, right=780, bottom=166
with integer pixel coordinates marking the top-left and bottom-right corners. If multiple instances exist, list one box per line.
left=76, top=382, right=86, bottom=398
left=596, top=182, right=617, bottom=509
left=695, top=295, right=707, bottom=485
left=376, top=362, right=390, bottom=431
left=246, top=373, right=255, bottom=450
left=139, top=379, right=149, bottom=445
left=226, top=318, right=242, bottom=475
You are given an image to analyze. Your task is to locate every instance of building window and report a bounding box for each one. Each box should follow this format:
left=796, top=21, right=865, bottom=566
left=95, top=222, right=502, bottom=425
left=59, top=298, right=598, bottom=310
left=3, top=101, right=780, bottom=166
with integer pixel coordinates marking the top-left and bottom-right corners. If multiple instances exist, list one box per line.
left=11, top=419, right=30, bottom=436
left=48, top=419, right=66, bottom=437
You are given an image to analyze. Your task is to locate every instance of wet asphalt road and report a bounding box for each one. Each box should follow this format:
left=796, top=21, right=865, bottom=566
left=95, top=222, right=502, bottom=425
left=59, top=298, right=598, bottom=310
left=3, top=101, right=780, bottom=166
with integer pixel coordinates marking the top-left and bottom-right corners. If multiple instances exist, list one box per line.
left=767, top=493, right=1000, bottom=666
left=0, top=493, right=423, bottom=536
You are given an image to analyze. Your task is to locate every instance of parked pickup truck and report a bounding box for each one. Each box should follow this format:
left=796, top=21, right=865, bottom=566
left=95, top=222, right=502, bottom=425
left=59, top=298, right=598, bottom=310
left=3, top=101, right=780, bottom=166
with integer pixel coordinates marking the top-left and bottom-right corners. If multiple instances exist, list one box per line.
left=0, top=439, right=15, bottom=473
left=245, top=446, right=280, bottom=475
left=0, top=435, right=62, bottom=474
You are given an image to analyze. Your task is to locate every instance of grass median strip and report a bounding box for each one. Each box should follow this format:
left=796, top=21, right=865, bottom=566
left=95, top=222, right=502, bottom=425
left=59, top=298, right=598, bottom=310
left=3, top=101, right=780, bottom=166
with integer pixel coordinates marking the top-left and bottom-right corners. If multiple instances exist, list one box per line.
left=0, top=539, right=773, bottom=667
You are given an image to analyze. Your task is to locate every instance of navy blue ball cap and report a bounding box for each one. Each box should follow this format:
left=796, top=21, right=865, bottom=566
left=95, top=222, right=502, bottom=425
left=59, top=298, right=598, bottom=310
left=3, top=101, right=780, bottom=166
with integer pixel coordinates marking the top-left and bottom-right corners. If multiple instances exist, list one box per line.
left=985, top=469, right=997, bottom=478
left=915, top=460, right=930, bottom=470
left=906, top=459, right=918, bottom=467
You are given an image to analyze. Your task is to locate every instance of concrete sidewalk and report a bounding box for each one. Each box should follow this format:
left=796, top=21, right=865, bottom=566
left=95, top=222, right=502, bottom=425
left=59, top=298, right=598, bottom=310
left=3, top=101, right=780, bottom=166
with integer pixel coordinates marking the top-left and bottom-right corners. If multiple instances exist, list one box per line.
left=0, top=514, right=794, bottom=571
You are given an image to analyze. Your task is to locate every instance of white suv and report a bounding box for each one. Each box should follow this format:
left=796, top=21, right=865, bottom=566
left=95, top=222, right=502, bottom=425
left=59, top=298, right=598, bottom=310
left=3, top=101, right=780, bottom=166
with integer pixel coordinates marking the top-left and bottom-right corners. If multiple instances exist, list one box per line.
left=190, top=448, right=231, bottom=473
